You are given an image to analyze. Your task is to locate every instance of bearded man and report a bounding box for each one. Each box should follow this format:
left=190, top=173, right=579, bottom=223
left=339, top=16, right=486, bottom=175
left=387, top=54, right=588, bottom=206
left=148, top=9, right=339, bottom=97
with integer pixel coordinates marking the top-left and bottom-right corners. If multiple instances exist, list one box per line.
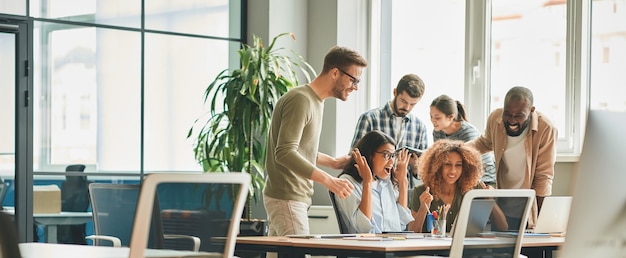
left=468, top=86, right=558, bottom=231
left=350, top=74, right=428, bottom=192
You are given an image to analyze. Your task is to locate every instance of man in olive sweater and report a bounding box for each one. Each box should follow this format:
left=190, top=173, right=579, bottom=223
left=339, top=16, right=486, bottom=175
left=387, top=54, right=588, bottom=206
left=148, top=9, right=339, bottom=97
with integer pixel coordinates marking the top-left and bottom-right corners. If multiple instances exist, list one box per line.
left=263, top=46, right=368, bottom=238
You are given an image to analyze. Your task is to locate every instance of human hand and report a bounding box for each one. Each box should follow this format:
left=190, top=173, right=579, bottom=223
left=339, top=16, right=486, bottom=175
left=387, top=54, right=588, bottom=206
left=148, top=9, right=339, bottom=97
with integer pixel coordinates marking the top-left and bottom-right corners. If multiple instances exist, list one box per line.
left=419, top=186, right=434, bottom=211
left=334, top=154, right=351, bottom=170
left=394, top=148, right=409, bottom=181
left=328, top=177, right=355, bottom=200
left=480, top=181, right=494, bottom=190
left=352, top=148, right=373, bottom=183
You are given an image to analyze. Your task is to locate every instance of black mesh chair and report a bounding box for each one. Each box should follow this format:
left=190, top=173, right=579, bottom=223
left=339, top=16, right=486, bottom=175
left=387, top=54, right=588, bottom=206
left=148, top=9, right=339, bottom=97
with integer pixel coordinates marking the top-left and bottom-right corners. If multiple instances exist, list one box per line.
left=58, top=164, right=91, bottom=244
left=86, top=183, right=200, bottom=251
left=328, top=191, right=349, bottom=234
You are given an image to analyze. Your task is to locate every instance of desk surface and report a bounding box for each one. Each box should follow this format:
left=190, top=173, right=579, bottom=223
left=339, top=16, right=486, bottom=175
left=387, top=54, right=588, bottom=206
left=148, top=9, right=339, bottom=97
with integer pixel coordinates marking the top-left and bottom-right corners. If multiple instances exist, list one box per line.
left=19, top=242, right=221, bottom=258
left=236, top=235, right=565, bottom=257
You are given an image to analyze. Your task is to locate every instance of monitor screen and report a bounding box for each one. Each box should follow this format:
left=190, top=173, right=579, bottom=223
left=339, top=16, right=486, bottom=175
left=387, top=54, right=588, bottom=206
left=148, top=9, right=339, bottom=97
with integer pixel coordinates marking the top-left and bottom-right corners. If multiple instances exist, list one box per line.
left=560, top=110, right=626, bottom=257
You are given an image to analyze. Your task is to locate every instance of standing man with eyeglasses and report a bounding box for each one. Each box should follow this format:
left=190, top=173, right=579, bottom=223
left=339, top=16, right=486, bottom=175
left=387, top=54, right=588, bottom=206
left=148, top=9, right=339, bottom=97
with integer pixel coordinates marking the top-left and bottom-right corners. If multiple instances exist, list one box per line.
left=468, top=86, right=557, bottom=230
left=263, top=46, right=368, bottom=244
left=350, top=74, right=429, bottom=196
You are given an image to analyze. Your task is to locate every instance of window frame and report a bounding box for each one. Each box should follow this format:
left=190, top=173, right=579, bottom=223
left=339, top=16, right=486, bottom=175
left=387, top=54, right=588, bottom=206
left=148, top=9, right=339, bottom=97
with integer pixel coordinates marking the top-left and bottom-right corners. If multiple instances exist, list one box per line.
left=376, top=0, right=591, bottom=162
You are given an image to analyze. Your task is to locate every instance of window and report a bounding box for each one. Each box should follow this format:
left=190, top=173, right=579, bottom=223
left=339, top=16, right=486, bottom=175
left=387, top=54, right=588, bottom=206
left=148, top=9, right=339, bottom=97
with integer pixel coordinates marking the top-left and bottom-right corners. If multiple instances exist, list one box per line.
left=28, top=0, right=243, bottom=173
left=385, top=0, right=466, bottom=146
left=590, top=0, right=626, bottom=111
left=378, top=0, right=601, bottom=159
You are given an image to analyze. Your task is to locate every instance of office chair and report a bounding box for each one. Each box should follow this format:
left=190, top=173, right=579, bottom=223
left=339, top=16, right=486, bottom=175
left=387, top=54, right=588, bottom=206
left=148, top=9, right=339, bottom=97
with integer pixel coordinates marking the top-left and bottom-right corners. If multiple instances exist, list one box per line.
left=129, top=173, right=250, bottom=258
left=58, top=164, right=90, bottom=244
left=86, top=183, right=200, bottom=251
left=328, top=191, right=349, bottom=234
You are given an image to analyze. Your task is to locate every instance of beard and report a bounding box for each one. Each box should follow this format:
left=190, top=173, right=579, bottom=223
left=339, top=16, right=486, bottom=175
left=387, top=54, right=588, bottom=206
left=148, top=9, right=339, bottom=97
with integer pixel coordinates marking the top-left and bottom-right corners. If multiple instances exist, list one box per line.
left=392, top=97, right=409, bottom=117
left=332, top=81, right=348, bottom=101
left=504, top=117, right=531, bottom=137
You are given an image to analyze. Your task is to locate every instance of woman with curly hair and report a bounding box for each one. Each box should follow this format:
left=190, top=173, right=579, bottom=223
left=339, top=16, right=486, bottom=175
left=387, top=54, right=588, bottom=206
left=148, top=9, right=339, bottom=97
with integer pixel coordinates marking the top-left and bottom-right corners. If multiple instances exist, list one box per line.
left=333, top=130, right=414, bottom=233
left=408, top=139, right=503, bottom=233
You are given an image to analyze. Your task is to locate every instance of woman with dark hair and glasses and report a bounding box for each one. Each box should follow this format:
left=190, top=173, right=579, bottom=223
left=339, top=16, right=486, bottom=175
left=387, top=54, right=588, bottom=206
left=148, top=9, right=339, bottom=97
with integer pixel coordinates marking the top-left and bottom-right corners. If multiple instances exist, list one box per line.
left=333, top=130, right=414, bottom=233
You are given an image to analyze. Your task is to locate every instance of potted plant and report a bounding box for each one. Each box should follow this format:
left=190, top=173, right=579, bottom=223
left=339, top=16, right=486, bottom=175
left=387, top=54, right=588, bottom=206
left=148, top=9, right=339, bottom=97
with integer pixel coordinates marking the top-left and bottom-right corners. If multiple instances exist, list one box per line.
left=187, top=32, right=315, bottom=220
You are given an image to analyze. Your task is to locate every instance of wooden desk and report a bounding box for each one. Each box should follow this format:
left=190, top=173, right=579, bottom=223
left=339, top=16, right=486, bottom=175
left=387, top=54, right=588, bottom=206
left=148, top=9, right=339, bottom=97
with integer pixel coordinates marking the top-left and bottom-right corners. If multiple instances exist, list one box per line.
left=235, top=235, right=565, bottom=258
left=19, top=242, right=220, bottom=258
left=4, top=207, right=92, bottom=243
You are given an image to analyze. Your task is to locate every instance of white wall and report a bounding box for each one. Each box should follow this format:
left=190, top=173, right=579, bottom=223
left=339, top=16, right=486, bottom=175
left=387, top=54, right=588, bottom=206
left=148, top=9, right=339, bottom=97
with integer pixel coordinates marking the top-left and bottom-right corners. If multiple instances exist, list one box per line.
left=247, top=0, right=577, bottom=220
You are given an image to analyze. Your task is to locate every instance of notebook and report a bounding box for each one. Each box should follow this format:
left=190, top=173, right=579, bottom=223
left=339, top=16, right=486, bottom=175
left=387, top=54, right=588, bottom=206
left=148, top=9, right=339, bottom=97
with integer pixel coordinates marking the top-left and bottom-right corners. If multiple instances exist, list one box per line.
left=526, top=196, right=572, bottom=234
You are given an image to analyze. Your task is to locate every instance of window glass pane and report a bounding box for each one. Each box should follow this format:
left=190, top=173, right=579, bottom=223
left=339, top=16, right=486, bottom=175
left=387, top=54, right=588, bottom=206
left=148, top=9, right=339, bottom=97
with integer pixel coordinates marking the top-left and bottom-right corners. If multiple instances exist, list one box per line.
left=491, top=0, right=567, bottom=136
left=34, top=21, right=141, bottom=172
left=590, top=0, right=626, bottom=111
left=390, top=0, right=466, bottom=143
left=0, top=0, right=26, bottom=15
left=30, top=0, right=141, bottom=28
left=0, top=32, right=15, bottom=173
left=144, top=34, right=235, bottom=171
left=145, top=0, right=237, bottom=37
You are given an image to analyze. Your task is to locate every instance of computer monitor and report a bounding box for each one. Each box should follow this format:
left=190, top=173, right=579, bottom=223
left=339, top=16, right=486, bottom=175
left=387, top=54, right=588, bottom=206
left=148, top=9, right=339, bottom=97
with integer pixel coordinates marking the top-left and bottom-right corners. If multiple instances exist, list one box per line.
left=560, top=110, right=626, bottom=257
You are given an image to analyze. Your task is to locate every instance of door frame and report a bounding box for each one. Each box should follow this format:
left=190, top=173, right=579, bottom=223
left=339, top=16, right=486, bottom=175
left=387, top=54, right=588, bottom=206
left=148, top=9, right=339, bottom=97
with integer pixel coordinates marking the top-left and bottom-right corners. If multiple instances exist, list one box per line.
left=1, top=15, right=34, bottom=242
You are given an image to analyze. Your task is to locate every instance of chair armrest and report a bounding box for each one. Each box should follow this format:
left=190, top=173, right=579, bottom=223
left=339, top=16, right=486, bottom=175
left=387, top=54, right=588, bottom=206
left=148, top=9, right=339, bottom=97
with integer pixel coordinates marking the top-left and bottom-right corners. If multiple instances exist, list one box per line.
left=85, top=235, right=122, bottom=247
left=163, top=234, right=201, bottom=252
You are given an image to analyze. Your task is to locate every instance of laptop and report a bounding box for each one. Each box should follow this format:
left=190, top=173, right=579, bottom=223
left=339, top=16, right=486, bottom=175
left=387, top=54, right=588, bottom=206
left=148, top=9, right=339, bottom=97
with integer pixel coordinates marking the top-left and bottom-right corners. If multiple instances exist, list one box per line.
left=527, top=196, right=572, bottom=234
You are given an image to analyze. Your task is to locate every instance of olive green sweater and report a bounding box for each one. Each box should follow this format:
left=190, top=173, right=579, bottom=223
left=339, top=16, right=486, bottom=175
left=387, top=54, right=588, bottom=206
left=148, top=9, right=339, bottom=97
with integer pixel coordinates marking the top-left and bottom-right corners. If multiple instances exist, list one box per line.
left=263, top=85, right=323, bottom=205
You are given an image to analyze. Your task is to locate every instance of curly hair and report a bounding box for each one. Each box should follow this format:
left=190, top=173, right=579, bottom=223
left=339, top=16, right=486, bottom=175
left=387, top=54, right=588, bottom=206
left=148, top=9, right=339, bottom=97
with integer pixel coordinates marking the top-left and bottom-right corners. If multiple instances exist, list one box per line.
left=418, top=139, right=483, bottom=200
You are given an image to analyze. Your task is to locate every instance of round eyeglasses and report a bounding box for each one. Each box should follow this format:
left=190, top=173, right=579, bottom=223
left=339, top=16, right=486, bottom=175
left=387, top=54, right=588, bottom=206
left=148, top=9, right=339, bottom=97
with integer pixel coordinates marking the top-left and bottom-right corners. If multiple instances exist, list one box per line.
left=375, top=151, right=396, bottom=161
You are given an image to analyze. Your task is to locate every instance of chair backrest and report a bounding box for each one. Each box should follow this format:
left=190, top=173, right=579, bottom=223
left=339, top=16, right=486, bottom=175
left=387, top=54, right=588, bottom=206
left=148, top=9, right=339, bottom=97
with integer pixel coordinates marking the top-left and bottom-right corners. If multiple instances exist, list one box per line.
left=88, top=183, right=163, bottom=248
left=130, top=172, right=251, bottom=257
left=328, top=191, right=349, bottom=234
left=129, top=172, right=250, bottom=258
left=449, top=189, right=534, bottom=258
left=59, top=164, right=91, bottom=244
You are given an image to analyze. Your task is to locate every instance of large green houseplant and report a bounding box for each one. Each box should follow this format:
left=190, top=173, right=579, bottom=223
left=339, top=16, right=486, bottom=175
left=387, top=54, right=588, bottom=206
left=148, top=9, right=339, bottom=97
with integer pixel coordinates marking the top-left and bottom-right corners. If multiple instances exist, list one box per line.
left=188, top=32, right=315, bottom=219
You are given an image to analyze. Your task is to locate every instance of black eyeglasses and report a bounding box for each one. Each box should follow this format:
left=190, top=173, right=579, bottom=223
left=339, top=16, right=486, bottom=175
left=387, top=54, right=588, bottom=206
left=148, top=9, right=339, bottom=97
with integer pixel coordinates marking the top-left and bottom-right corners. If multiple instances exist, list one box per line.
left=336, top=67, right=360, bottom=86
left=375, top=151, right=396, bottom=161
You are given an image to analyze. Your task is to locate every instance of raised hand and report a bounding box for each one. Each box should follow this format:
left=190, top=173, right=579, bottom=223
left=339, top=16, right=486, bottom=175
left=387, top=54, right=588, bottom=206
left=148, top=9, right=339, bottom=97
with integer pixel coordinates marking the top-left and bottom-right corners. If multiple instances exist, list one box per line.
left=352, top=148, right=373, bottom=183
left=419, top=186, right=434, bottom=211
left=394, top=148, right=410, bottom=181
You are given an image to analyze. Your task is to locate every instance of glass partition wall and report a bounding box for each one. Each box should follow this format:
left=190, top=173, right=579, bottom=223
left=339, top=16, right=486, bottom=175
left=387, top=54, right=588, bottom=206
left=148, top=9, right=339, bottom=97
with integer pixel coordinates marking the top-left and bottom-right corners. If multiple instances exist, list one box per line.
left=1, top=0, right=243, bottom=242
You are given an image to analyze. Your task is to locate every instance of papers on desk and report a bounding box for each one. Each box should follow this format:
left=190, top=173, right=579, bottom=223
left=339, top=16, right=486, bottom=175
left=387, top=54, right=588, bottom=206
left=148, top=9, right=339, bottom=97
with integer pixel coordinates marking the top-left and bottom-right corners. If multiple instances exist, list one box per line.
left=342, top=236, right=394, bottom=241
left=286, top=233, right=426, bottom=240
left=495, top=232, right=551, bottom=238
left=286, top=233, right=357, bottom=239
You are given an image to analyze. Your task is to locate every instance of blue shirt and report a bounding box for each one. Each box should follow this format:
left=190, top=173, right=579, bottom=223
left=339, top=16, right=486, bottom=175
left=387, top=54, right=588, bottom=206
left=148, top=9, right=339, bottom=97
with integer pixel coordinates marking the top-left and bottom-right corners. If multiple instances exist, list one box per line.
left=334, top=174, right=414, bottom=234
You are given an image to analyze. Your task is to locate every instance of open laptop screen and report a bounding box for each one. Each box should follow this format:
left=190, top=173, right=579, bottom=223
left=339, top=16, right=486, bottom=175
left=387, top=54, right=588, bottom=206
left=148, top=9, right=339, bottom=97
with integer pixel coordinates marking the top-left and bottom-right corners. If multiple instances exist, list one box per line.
left=451, top=190, right=533, bottom=258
